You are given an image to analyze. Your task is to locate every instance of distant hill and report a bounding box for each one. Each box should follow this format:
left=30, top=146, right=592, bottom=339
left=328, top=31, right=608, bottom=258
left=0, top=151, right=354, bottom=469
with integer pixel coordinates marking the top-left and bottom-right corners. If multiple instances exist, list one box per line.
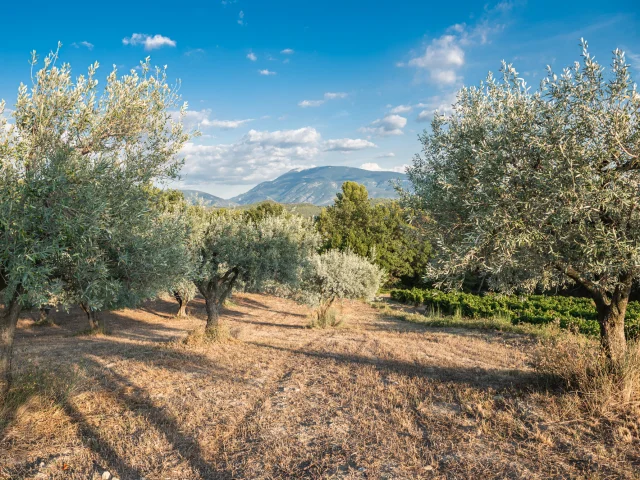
left=229, top=166, right=408, bottom=206
left=181, top=190, right=238, bottom=207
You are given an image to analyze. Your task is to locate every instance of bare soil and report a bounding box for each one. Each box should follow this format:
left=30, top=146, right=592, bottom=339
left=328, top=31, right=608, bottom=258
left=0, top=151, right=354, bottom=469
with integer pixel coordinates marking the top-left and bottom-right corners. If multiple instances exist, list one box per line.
left=1, top=294, right=638, bottom=479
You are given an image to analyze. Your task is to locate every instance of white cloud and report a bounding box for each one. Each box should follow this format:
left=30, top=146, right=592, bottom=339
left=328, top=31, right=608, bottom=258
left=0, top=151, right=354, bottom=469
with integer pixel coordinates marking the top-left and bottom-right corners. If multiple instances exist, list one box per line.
left=359, top=114, right=407, bottom=137
left=389, top=105, right=412, bottom=114
left=208, top=119, right=255, bottom=129
left=298, top=99, right=325, bottom=108
left=360, top=162, right=408, bottom=173
left=179, top=110, right=253, bottom=130
left=179, top=127, right=321, bottom=185
left=238, top=10, right=245, bottom=25
left=122, top=33, right=176, bottom=51
left=298, top=92, right=347, bottom=108
left=281, top=48, right=295, bottom=54
left=324, top=138, right=377, bottom=152
left=247, top=127, right=320, bottom=146
left=415, top=92, right=457, bottom=122
left=71, top=41, right=94, bottom=50
left=247, top=51, right=257, bottom=61
left=375, top=152, right=396, bottom=158
left=259, top=69, right=277, bottom=76
left=407, top=34, right=464, bottom=85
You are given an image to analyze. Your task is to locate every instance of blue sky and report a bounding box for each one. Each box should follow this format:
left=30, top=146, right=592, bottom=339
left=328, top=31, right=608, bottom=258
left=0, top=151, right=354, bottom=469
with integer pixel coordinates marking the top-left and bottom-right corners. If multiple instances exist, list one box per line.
left=1, top=0, right=638, bottom=198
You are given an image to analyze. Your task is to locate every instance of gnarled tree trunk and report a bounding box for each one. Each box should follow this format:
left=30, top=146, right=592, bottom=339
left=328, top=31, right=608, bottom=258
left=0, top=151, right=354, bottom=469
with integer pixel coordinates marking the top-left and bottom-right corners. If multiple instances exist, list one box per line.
left=560, top=265, right=631, bottom=367
left=196, top=268, right=239, bottom=333
left=173, top=291, right=188, bottom=317
left=1, top=287, right=23, bottom=398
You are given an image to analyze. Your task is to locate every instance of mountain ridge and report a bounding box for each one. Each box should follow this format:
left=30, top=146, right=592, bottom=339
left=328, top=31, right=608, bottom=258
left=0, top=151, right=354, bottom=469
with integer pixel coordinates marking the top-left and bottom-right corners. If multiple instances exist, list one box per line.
left=182, top=166, right=408, bottom=206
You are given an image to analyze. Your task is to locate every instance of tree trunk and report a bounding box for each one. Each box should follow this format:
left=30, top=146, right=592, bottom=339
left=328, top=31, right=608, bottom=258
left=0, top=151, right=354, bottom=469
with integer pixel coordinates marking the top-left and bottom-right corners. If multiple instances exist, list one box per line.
left=174, top=291, right=188, bottom=317
left=1, top=289, right=23, bottom=398
left=80, top=303, right=103, bottom=331
left=204, top=297, right=221, bottom=332
left=596, top=297, right=628, bottom=367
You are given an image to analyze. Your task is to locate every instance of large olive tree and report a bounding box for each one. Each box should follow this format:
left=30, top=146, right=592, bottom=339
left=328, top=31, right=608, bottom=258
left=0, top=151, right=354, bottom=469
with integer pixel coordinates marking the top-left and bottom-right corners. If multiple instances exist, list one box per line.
left=0, top=47, right=190, bottom=395
left=404, top=41, right=640, bottom=364
left=192, top=210, right=319, bottom=333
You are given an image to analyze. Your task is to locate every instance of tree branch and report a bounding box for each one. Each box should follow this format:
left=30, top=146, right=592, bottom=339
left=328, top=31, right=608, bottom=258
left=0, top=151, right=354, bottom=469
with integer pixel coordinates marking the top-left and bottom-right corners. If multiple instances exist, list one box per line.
left=554, top=262, right=607, bottom=303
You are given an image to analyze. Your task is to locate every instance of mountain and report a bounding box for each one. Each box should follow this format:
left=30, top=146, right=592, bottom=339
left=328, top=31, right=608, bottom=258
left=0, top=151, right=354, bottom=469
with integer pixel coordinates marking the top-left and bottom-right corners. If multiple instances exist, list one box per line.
left=229, top=166, right=409, bottom=206
left=180, top=190, right=238, bottom=207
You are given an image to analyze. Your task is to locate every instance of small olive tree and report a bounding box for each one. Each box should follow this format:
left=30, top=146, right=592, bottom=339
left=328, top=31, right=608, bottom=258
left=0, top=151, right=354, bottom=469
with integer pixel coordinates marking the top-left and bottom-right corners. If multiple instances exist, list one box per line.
left=403, top=40, right=640, bottom=365
left=192, top=211, right=319, bottom=334
left=302, top=250, right=385, bottom=326
left=0, top=47, right=190, bottom=394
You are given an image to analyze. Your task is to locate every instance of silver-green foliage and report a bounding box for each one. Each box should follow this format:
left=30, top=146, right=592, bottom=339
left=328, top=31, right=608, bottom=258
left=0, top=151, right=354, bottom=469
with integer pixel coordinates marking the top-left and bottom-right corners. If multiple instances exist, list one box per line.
left=303, top=250, right=385, bottom=306
left=191, top=210, right=320, bottom=328
left=0, top=46, right=190, bottom=391
left=404, top=40, right=639, bottom=360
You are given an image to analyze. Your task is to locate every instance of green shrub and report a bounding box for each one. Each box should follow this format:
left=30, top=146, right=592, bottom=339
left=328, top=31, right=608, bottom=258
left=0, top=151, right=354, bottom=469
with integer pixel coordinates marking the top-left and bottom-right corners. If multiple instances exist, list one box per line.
left=390, top=288, right=640, bottom=339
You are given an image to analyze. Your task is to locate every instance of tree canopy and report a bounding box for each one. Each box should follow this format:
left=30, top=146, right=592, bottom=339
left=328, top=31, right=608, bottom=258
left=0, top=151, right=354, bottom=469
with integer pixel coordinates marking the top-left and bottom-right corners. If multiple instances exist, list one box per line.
left=317, top=182, right=430, bottom=286
left=188, top=209, right=319, bottom=332
left=0, top=47, right=190, bottom=394
left=404, top=40, right=640, bottom=363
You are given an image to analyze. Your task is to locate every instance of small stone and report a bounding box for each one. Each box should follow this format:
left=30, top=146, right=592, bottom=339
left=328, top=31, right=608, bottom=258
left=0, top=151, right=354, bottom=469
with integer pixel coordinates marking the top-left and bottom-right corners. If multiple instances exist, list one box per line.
left=425, top=465, right=434, bottom=471
left=39, top=462, right=45, bottom=468
left=102, top=472, right=111, bottom=480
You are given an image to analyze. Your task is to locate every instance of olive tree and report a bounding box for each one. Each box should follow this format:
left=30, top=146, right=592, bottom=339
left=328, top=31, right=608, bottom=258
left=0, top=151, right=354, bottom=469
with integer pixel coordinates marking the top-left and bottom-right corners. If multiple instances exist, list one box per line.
left=404, top=40, right=640, bottom=364
left=0, top=47, right=190, bottom=394
left=192, top=211, right=319, bottom=333
left=302, top=250, right=385, bottom=325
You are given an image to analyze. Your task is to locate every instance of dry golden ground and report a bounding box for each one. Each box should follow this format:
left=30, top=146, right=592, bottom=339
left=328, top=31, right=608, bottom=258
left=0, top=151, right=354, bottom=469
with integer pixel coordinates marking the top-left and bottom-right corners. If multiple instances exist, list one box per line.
left=1, top=294, right=638, bottom=479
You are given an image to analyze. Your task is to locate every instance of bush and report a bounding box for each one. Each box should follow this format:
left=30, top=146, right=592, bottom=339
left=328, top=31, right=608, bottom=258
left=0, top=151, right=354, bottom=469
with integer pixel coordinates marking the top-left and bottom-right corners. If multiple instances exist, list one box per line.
left=302, top=250, right=385, bottom=327
left=390, top=288, right=640, bottom=339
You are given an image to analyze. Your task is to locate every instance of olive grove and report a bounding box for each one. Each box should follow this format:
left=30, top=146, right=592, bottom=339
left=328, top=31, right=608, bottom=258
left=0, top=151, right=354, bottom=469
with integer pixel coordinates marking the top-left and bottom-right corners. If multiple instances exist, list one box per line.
left=404, top=41, right=640, bottom=364
left=0, top=48, right=190, bottom=395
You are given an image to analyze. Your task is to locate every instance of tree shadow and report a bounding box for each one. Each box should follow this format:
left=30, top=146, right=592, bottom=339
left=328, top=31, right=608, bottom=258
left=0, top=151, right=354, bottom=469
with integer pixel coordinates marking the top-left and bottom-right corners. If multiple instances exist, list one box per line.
left=234, top=296, right=308, bottom=318
left=2, top=335, right=251, bottom=479
left=246, top=341, right=542, bottom=391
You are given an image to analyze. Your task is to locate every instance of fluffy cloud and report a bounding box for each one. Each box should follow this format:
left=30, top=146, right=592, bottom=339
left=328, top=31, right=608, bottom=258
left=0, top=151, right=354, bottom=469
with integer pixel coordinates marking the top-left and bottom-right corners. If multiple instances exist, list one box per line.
left=360, top=162, right=407, bottom=173
left=359, top=115, right=407, bottom=137
left=407, top=34, right=464, bottom=85
left=208, top=119, right=254, bottom=129
left=298, top=100, right=325, bottom=108
left=298, top=92, right=348, bottom=108
left=401, top=5, right=509, bottom=85
left=324, top=138, right=377, bottom=152
left=238, top=11, right=245, bottom=25
left=180, top=110, right=253, bottom=130
left=389, top=105, right=412, bottom=114
left=259, top=69, right=277, bottom=76
left=246, top=127, right=320, bottom=146
left=247, top=51, right=257, bottom=61
left=179, top=127, right=321, bottom=185
left=122, top=33, right=176, bottom=51
left=281, top=48, right=295, bottom=54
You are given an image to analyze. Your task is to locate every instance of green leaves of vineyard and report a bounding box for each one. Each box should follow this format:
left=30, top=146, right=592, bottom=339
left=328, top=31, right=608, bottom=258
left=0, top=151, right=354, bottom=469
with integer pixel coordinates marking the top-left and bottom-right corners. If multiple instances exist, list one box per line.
left=390, top=288, right=640, bottom=339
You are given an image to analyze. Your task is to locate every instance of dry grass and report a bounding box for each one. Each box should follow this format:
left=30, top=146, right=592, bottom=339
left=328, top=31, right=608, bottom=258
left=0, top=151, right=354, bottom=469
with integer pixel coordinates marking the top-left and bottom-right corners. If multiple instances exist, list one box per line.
left=1, top=294, right=638, bottom=479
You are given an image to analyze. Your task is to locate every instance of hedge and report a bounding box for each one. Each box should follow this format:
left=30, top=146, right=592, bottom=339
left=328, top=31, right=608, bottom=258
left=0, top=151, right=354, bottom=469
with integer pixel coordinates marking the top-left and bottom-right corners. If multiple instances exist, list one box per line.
left=390, top=288, right=640, bottom=339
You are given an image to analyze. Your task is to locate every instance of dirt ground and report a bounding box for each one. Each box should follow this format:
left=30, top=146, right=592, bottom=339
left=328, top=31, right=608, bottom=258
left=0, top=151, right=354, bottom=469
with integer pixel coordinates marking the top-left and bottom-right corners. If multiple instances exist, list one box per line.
left=1, top=294, right=638, bottom=479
